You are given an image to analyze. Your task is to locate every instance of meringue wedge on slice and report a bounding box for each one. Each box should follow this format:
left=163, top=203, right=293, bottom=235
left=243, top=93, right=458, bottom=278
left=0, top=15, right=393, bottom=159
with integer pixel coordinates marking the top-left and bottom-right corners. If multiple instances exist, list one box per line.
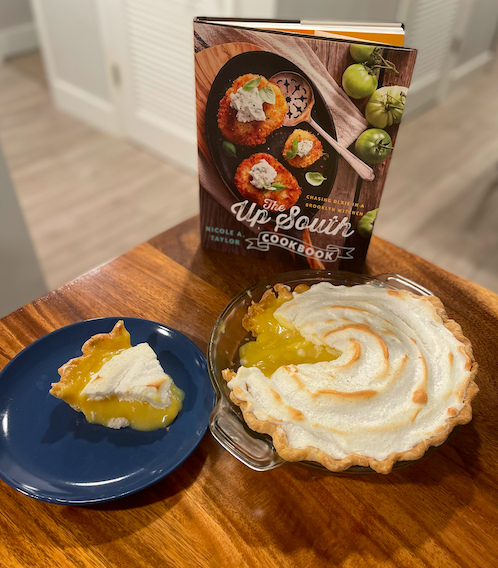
left=50, top=320, right=185, bottom=431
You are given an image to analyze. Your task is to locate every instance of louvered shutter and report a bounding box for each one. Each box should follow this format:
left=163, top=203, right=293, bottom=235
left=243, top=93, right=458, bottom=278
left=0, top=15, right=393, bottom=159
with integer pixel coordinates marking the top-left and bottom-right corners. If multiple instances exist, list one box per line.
left=110, top=0, right=235, bottom=171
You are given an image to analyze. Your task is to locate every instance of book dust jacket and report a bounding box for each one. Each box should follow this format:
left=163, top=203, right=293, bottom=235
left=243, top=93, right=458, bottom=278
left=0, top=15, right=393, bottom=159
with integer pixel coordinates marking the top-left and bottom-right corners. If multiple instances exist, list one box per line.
left=194, top=18, right=417, bottom=271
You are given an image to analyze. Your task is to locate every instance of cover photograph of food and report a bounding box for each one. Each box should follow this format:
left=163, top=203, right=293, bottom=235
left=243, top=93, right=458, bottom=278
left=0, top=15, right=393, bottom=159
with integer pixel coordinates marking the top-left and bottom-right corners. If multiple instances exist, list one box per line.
left=195, top=18, right=416, bottom=272
left=0, top=15, right=497, bottom=568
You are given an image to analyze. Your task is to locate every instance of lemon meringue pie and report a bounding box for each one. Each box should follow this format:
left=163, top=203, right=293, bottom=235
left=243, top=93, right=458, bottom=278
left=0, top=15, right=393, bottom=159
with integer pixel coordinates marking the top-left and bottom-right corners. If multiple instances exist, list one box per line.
left=50, top=321, right=185, bottom=431
left=223, top=282, right=478, bottom=473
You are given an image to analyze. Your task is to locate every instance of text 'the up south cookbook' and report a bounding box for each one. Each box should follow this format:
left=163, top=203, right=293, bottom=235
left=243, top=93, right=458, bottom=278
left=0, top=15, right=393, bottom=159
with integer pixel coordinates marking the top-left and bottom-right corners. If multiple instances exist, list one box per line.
left=194, top=18, right=417, bottom=272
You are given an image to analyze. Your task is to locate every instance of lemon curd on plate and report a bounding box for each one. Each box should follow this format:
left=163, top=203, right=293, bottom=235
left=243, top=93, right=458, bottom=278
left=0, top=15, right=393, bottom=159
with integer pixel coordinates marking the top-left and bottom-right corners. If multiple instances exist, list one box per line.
left=239, top=283, right=341, bottom=377
left=50, top=320, right=185, bottom=431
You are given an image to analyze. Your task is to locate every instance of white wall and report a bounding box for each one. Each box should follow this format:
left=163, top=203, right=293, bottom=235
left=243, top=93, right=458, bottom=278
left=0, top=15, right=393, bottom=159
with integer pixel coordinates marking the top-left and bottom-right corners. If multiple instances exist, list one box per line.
left=446, top=0, right=498, bottom=91
left=0, top=0, right=38, bottom=61
left=31, top=0, right=119, bottom=135
left=235, top=0, right=276, bottom=18
left=0, top=0, right=33, bottom=29
left=276, top=0, right=399, bottom=22
left=0, top=142, right=46, bottom=318
left=457, top=0, right=498, bottom=66
left=35, top=0, right=110, bottom=101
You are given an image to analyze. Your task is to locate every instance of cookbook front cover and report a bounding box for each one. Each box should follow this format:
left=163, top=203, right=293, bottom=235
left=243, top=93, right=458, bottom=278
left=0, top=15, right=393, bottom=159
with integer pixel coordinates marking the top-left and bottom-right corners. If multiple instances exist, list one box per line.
left=194, top=19, right=417, bottom=271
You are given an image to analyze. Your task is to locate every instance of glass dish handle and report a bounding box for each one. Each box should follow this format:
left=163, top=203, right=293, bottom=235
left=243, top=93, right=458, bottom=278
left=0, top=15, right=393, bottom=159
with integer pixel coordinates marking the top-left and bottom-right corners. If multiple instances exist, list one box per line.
left=373, top=273, right=434, bottom=297
left=209, top=399, right=285, bottom=472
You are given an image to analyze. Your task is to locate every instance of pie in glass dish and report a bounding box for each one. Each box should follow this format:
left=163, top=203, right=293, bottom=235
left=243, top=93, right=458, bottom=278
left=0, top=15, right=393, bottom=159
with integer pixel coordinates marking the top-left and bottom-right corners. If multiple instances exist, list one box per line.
left=222, top=282, right=478, bottom=474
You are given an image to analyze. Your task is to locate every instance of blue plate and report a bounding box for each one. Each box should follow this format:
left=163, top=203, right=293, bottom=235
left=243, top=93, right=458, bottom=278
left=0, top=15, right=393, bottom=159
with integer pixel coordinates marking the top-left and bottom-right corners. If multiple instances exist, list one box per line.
left=0, top=317, right=215, bottom=505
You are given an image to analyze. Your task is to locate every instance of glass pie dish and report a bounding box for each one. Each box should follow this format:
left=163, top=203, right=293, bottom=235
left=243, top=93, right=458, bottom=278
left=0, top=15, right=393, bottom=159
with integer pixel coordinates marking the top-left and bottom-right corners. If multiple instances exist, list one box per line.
left=207, top=270, right=437, bottom=474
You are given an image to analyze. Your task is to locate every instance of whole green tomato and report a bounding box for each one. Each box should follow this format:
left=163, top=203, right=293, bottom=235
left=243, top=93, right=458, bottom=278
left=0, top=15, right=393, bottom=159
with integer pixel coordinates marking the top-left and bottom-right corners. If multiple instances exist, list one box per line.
left=342, top=64, right=378, bottom=99
left=354, top=129, right=393, bottom=165
left=349, top=44, right=379, bottom=64
left=357, top=209, right=378, bottom=238
left=365, top=86, right=408, bottom=128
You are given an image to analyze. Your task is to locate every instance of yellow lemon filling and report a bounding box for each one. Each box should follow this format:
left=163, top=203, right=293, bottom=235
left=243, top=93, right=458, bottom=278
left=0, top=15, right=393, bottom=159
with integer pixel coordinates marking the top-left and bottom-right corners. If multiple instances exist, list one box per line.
left=239, top=290, right=340, bottom=377
left=52, top=322, right=184, bottom=431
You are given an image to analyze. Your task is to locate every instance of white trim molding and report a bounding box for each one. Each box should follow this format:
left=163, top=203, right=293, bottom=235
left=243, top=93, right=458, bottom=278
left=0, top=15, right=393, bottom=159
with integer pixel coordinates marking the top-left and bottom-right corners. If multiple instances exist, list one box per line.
left=31, top=0, right=121, bottom=136
left=0, top=22, right=39, bottom=63
left=52, top=79, right=121, bottom=136
left=449, top=50, right=495, bottom=86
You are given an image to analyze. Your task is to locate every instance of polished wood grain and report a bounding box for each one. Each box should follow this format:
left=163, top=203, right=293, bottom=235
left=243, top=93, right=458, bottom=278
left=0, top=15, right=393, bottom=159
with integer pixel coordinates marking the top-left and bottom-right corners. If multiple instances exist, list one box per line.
left=1, top=217, right=497, bottom=567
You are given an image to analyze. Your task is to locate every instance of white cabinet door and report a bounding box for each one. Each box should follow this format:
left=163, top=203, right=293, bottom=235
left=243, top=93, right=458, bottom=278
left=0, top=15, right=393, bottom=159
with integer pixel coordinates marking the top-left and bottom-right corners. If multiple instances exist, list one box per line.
left=99, top=0, right=238, bottom=171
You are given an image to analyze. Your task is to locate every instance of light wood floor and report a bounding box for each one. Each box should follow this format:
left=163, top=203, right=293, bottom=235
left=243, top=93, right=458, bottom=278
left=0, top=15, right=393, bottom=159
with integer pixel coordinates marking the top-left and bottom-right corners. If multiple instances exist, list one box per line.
left=0, top=53, right=198, bottom=291
left=1, top=52, right=498, bottom=293
left=376, top=61, right=498, bottom=293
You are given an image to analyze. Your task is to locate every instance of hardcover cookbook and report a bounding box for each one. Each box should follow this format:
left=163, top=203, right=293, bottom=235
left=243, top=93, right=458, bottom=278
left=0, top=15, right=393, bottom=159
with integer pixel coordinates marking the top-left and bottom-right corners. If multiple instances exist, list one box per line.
left=194, top=18, right=417, bottom=272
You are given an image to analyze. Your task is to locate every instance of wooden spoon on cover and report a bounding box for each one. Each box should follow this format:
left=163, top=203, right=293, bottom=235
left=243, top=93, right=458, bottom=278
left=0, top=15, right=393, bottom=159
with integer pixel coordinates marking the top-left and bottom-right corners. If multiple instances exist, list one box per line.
left=270, top=71, right=375, bottom=181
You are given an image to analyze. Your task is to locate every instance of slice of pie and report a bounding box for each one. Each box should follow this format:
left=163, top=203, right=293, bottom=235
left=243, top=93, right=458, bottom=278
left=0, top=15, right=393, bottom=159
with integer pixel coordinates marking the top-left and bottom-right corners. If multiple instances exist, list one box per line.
left=223, top=282, right=478, bottom=474
left=50, top=320, right=184, bottom=430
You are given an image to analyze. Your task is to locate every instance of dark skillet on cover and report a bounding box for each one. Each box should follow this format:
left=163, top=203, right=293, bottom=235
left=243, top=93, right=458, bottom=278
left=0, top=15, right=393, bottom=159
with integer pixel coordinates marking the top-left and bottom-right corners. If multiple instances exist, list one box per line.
left=205, top=51, right=339, bottom=218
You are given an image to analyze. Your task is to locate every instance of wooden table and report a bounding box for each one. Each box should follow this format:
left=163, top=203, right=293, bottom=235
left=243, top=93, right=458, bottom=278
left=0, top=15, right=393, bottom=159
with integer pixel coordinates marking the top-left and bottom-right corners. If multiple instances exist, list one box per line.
left=1, top=217, right=497, bottom=568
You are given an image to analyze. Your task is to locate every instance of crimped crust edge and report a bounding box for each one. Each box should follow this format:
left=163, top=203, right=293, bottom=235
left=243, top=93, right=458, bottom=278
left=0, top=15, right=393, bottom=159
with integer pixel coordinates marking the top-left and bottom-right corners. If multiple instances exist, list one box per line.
left=49, top=320, right=129, bottom=411
left=223, top=288, right=479, bottom=474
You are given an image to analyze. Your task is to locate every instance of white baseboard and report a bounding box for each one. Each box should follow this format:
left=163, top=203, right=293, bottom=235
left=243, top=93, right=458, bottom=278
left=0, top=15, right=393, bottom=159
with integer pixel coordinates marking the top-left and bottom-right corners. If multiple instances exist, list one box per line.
left=449, top=51, right=495, bottom=87
left=53, top=79, right=121, bottom=136
left=129, top=108, right=198, bottom=173
left=0, top=22, right=39, bottom=63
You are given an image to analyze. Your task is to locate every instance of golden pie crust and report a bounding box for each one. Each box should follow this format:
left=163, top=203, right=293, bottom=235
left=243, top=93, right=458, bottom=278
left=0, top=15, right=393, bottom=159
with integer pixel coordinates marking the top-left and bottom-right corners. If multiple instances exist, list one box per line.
left=50, top=320, right=130, bottom=407
left=222, top=286, right=479, bottom=474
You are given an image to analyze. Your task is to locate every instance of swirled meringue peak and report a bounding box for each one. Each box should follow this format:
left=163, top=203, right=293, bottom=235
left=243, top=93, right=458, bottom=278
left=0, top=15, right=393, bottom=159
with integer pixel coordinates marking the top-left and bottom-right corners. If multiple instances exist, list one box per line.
left=226, top=282, right=478, bottom=473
